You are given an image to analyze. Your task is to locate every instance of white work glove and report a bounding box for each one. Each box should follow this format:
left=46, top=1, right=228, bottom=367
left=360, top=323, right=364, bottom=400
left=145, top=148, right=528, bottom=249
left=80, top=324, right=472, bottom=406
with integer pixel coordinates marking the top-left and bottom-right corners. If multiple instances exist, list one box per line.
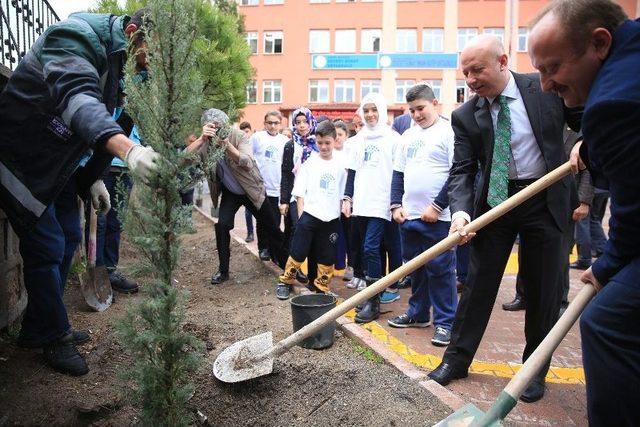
left=90, top=180, right=111, bottom=215
left=124, top=145, right=161, bottom=184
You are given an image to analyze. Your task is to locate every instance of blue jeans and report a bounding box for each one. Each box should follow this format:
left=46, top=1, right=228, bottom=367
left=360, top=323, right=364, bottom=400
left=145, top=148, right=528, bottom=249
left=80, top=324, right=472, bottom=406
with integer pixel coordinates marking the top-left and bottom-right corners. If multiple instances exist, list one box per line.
left=575, top=215, right=592, bottom=265
left=245, top=207, right=254, bottom=234
left=580, top=256, right=640, bottom=426
left=361, top=217, right=388, bottom=280
left=94, top=171, right=132, bottom=270
left=590, top=190, right=609, bottom=256
left=401, top=219, right=457, bottom=329
left=14, top=177, right=79, bottom=345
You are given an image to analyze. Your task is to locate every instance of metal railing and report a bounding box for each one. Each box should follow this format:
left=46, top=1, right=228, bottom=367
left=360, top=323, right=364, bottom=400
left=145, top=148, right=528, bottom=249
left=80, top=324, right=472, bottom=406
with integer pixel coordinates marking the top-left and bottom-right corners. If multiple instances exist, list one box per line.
left=1, top=0, right=59, bottom=71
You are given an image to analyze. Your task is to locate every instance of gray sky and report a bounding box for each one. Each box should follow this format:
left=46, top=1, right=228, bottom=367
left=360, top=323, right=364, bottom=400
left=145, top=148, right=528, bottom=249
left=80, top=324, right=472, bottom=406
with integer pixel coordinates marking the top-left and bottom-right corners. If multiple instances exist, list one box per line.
left=47, top=0, right=126, bottom=19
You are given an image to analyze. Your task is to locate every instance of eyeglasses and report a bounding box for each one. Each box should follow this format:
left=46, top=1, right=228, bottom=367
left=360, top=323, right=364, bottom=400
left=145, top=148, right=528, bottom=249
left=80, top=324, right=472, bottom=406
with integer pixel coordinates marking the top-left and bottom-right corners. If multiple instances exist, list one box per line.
left=265, top=121, right=280, bottom=125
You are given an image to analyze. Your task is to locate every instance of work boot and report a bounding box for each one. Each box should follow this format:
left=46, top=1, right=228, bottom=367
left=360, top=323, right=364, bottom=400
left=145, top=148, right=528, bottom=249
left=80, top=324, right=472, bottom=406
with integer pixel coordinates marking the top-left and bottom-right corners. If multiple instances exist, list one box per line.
left=279, top=257, right=303, bottom=285
left=43, top=333, right=89, bottom=376
left=355, top=278, right=380, bottom=323
left=109, top=270, right=139, bottom=294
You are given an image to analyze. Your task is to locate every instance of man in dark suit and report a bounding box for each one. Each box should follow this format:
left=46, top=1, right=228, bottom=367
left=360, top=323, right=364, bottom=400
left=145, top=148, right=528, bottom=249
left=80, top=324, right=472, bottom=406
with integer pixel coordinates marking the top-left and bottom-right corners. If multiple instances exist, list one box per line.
left=530, top=1, right=639, bottom=424
left=428, top=35, right=573, bottom=403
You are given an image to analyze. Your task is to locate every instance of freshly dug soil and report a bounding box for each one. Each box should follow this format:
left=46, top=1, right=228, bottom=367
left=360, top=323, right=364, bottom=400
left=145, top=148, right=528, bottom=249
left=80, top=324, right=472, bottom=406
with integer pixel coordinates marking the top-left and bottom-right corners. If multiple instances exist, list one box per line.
left=0, top=213, right=450, bottom=426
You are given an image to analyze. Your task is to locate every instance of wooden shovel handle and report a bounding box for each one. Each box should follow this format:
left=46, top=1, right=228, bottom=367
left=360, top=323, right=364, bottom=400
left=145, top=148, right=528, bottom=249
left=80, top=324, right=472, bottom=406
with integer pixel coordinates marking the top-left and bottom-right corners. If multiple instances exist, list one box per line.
left=265, top=162, right=573, bottom=360
left=87, top=207, right=98, bottom=267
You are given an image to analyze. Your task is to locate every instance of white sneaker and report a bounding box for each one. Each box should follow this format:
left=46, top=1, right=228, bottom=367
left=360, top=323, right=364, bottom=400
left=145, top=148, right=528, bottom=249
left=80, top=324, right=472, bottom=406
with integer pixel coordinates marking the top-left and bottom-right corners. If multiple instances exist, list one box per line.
left=356, top=278, right=367, bottom=291
left=346, top=276, right=360, bottom=289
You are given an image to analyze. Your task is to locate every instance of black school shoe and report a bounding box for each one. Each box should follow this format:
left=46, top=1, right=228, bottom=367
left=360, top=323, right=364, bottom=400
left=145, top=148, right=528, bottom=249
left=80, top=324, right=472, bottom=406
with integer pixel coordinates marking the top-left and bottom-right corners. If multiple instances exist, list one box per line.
left=43, top=333, right=89, bottom=376
left=211, top=271, right=229, bottom=285
left=18, top=329, right=91, bottom=348
left=109, top=271, right=139, bottom=294
left=276, top=284, right=291, bottom=300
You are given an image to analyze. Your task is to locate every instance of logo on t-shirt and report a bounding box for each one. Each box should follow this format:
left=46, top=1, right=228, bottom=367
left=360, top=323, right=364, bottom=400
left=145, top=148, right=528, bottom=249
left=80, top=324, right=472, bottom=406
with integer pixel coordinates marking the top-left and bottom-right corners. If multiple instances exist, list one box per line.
left=363, top=145, right=380, bottom=166
left=264, top=145, right=278, bottom=162
left=407, top=140, right=425, bottom=160
left=319, top=173, right=336, bottom=195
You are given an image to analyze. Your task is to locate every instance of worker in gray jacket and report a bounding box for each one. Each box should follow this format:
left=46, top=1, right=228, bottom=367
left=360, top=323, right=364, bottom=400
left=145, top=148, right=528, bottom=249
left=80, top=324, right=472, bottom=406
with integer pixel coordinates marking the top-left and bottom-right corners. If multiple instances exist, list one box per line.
left=0, top=10, right=159, bottom=376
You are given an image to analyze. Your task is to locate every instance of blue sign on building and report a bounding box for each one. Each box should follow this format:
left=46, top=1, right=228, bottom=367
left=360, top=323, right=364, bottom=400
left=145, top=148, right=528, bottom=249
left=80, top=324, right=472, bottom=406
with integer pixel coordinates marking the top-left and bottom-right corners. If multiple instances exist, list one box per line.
left=311, top=53, right=458, bottom=70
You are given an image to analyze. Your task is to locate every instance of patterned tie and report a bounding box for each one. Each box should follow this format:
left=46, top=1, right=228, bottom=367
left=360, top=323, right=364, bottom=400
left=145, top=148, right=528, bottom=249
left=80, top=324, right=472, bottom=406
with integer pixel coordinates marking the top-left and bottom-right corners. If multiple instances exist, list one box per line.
left=487, top=95, right=512, bottom=207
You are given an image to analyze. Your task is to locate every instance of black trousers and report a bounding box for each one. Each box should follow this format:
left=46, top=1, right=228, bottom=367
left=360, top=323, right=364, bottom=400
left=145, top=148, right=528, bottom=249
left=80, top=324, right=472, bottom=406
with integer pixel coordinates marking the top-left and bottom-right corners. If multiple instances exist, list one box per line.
left=256, top=196, right=280, bottom=251
left=444, top=188, right=564, bottom=379
left=283, top=201, right=318, bottom=282
left=214, top=188, right=286, bottom=273
left=289, top=212, right=339, bottom=265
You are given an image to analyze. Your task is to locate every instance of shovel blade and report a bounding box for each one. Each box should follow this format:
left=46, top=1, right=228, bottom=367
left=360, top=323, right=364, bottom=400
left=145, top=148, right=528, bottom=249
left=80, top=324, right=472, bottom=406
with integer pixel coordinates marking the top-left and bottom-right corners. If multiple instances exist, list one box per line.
left=80, top=265, right=113, bottom=312
left=434, top=403, right=500, bottom=427
left=213, top=331, right=274, bottom=383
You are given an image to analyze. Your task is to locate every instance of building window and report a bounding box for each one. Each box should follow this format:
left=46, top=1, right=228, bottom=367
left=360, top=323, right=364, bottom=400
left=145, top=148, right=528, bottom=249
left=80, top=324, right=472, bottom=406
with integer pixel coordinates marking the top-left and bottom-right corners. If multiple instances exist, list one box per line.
left=246, top=81, right=257, bottom=103
left=263, top=80, right=282, bottom=103
left=396, top=29, right=417, bottom=53
left=245, top=32, right=258, bottom=54
left=457, top=28, right=478, bottom=52
left=422, top=28, right=444, bottom=52
left=310, top=0, right=330, bottom=3
left=483, top=27, right=505, bottom=43
left=396, top=79, right=416, bottom=103
left=264, top=31, right=283, bottom=54
left=336, top=0, right=356, bottom=2
left=264, top=0, right=284, bottom=3
left=456, top=80, right=475, bottom=103
left=361, top=29, right=382, bottom=53
left=335, top=29, right=356, bottom=53
left=335, top=80, right=355, bottom=103
left=239, top=0, right=258, bottom=5
left=518, top=27, right=529, bottom=52
left=361, top=79, right=381, bottom=99
left=422, top=79, right=442, bottom=100
left=309, top=80, right=329, bottom=103
left=309, top=30, right=330, bottom=53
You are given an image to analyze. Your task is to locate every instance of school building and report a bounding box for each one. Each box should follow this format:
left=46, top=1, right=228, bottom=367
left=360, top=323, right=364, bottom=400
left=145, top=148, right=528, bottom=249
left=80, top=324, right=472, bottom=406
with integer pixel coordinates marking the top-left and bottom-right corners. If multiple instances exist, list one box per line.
left=237, top=0, right=639, bottom=128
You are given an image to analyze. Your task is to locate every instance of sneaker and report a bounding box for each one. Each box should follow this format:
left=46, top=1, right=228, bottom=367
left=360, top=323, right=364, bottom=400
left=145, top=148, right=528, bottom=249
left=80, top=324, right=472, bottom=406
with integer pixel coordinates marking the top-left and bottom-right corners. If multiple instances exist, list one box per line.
left=431, top=326, right=452, bottom=346
left=276, top=284, right=291, bottom=300
left=109, top=271, right=139, bottom=294
left=346, top=277, right=360, bottom=289
left=388, top=314, right=431, bottom=328
left=380, top=290, right=400, bottom=304
left=342, top=266, right=354, bottom=281
left=259, top=249, right=271, bottom=261
left=296, top=270, right=309, bottom=285
left=43, top=333, right=89, bottom=376
left=356, top=278, right=367, bottom=291
left=245, top=232, right=254, bottom=243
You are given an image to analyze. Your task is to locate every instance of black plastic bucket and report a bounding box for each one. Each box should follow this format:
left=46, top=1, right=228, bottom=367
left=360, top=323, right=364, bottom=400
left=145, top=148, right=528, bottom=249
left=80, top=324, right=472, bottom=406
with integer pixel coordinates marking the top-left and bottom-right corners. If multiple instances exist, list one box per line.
left=290, top=293, right=337, bottom=350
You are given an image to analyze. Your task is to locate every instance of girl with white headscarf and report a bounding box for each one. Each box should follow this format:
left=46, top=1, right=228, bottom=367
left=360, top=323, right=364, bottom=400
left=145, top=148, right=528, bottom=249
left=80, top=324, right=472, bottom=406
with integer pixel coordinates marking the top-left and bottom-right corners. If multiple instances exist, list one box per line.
left=342, top=93, right=402, bottom=323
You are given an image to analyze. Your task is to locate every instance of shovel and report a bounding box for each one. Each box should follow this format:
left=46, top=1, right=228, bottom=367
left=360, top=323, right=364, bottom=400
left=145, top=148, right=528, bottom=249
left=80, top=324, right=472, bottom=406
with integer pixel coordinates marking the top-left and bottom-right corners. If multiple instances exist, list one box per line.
left=80, top=205, right=113, bottom=311
left=213, top=162, right=573, bottom=383
left=434, top=282, right=596, bottom=426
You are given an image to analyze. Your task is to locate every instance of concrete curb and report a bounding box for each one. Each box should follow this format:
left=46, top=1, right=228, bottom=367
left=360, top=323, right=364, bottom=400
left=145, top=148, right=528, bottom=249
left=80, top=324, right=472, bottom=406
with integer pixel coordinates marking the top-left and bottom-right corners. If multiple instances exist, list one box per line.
left=194, top=207, right=464, bottom=412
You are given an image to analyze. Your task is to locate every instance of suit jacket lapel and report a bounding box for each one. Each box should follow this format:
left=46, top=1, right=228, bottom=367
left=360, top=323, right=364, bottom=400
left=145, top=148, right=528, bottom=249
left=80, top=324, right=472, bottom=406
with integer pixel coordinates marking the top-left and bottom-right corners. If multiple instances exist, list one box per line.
left=474, top=96, right=495, bottom=164
left=515, top=73, right=546, bottom=158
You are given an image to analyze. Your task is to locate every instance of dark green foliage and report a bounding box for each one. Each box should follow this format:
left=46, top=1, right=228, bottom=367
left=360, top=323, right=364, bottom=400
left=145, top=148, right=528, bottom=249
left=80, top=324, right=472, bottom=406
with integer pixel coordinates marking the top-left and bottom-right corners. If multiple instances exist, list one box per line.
left=113, top=1, right=223, bottom=425
left=93, top=0, right=253, bottom=120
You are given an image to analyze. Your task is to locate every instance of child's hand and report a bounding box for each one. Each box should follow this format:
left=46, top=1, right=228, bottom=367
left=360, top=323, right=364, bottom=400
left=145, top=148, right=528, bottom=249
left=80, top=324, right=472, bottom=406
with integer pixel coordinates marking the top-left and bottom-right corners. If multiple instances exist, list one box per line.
left=201, top=123, right=217, bottom=141
left=341, top=199, right=352, bottom=218
left=392, top=207, right=407, bottom=224
left=420, top=205, right=439, bottom=223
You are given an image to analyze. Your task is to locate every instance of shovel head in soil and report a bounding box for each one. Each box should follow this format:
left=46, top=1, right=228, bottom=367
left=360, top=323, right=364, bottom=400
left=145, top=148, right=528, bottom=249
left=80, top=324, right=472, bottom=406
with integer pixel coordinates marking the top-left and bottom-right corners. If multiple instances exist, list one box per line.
left=80, top=265, right=113, bottom=312
left=213, top=332, right=274, bottom=383
left=80, top=206, right=113, bottom=312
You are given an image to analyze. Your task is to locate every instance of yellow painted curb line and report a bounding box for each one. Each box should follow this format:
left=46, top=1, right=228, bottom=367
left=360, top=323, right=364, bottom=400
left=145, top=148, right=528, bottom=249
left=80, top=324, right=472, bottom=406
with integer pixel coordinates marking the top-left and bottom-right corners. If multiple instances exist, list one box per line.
left=343, top=309, right=584, bottom=385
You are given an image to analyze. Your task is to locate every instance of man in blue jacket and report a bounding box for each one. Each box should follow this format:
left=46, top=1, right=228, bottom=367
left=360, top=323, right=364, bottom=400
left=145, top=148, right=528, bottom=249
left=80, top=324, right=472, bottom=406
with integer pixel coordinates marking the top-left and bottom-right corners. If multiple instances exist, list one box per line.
left=530, top=1, right=640, bottom=424
left=0, top=10, right=159, bottom=376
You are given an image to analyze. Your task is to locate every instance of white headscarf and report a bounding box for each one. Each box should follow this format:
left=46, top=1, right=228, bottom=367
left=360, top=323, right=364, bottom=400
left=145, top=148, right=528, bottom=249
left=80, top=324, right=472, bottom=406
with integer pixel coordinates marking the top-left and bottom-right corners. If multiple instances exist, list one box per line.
left=357, top=92, right=390, bottom=139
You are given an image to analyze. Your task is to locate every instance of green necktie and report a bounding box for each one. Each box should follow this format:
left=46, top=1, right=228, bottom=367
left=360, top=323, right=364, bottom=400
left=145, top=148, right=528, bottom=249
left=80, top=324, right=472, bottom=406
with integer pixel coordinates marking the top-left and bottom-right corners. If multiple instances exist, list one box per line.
left=487, top=95, right=512, bottom=207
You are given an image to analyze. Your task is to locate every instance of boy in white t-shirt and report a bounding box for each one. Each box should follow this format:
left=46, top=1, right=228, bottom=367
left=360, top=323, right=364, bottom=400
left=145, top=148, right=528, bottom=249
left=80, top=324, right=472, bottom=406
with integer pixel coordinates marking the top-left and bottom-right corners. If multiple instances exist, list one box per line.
left=276, top=121, right=347, bottom=300
left=388, top=83, right=457, bottom=347
left=251, top=111, right=289, bottom=261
